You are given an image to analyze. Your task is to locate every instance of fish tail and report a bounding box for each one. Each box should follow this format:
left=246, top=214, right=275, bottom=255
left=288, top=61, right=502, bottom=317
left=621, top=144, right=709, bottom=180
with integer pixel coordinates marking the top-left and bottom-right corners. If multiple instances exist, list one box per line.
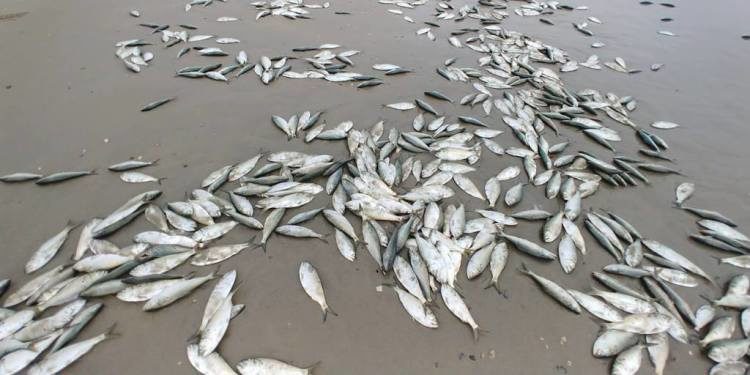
left=482, top=277, right=494, bottom=290
left=186, top=332, right=200, bottom=344
left=66, top=219, right=81, bottom=230
left=472, top=326, right=480, bottom=342
left=326, top=306, right=339, bottom=316
left=490, top=279, right=503, bottom=294
left=210, top=265, right=222, bottom=278
left=709, top=255, right=722, bottom=265
left=229, top=280, right=245, bottom=295
left=105, top=323, right=120, bottom=339
left=517, top=262, right=531, bottom=275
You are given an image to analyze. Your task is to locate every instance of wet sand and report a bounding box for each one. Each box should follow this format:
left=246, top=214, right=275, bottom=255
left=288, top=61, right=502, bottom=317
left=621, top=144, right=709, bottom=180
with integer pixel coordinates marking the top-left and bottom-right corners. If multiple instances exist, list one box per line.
left=1, top=0, right=750, bottom=373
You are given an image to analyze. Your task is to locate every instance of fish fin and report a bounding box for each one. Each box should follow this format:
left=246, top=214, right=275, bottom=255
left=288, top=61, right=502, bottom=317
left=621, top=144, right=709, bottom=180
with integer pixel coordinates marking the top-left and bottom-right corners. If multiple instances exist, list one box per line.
left=186, top=332, right=200, bottom=344
left=481, top=274, right=494, bottom=289
left=327, top=306, right=338, bottom=318
left=517, top=262, right=531, bottom=275
left=66, top=219, right=81, bottom=231
left=475, top=328, right=490, bottom=342
left=105, top=323, right=120, bottom=339
left=157, top=177, right=167, bottom=185
left=211, top=265, right=222, bottom=278
left=685, top=333, right=700, bottom=345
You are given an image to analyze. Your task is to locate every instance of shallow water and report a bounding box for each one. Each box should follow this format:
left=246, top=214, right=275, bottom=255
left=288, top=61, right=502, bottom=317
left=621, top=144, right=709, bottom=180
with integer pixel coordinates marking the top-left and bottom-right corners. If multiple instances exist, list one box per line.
left=1, top=0, right=749, bottom=373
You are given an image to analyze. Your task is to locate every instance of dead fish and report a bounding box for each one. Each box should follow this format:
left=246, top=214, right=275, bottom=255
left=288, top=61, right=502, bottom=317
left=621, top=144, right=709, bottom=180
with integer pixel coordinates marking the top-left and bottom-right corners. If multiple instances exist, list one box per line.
left=390, top=284, right=437, bottom=328
left=519, top=263, right=581, bottom=313
left=140, top=97, right=175, bottom=112
left=642, top=239, right=712, bottom=283
left=441, top=284, right=480, bottom=340
left=674, top=182, right=694, bottom=206
left=504, top=183, right=524, bottom=207
left=143, top=270, right=215, bottom=311
left=386, top=102, right=416, bottom=111
left=236, top=358, right=316, bottom=375
left=108, top=159, right=159, bottom=172
left=299, top=261, right=336, bottom=321
left=611, top=344, right=645, bottom=375
left=605, top=313, right=672, bottom=334
left=0, top=172, right=42, bottom=182
left=191, top=243, right=250, bottom=266
left=36, top=171, right=96, bottom=185
left=26, top=325, right=116, bottom=374
left=593, top=329, right=639, bottom=357
left=681, top=206, right=737, bottom=227
left=501, top=233, right=556, bottom=260
left=120, top=172, right=163, bottom=184
left=25, top=222, right=77, bottom=273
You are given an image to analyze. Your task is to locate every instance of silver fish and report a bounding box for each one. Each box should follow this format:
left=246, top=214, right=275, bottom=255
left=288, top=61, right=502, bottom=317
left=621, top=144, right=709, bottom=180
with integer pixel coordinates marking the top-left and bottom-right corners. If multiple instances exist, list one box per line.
left=26, top=222, right=77, bottom=274
left=299, top=261, right=336, bottom=321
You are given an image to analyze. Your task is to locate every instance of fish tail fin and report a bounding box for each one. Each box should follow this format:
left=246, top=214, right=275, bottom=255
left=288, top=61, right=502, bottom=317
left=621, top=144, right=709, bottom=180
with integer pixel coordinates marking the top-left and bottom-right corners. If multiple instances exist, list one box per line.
left=472, top=326, right=481, bottom=342
left=157, top=177, right=167, bottom=185
left=698, top=294, right=714, bottom=304
left=105, top=323, right=120, bottom=339
left=517, top=262, right=531, bottom=275
left=482, top=276, right=495, bottom=290
left=230, top=278, right=246, bottom=293
left=65, top=219, right=81, bottom=230
left=475, top=327, right=490, bottom=342
left=424, top=297, right=439, bottom=309
left=186, top=332, right=200, bottom=344
left=323, top=306, right=339, bottom=321
left=710, top=255, right=722, bottom=265
left=210, top=265, right=222, bottom=278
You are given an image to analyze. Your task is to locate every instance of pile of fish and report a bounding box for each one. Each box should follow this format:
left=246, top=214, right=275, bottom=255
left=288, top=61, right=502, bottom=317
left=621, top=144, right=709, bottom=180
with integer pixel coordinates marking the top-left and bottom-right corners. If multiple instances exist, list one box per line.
left=251, top=0, right=330, bottom=21
left=2, top=0, right=748, bottom=374
left=185, top=0, right=331, bottom=20
left=186, top=270, right=317, bottom=374
left=114, top=40, right=155, bottom=73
